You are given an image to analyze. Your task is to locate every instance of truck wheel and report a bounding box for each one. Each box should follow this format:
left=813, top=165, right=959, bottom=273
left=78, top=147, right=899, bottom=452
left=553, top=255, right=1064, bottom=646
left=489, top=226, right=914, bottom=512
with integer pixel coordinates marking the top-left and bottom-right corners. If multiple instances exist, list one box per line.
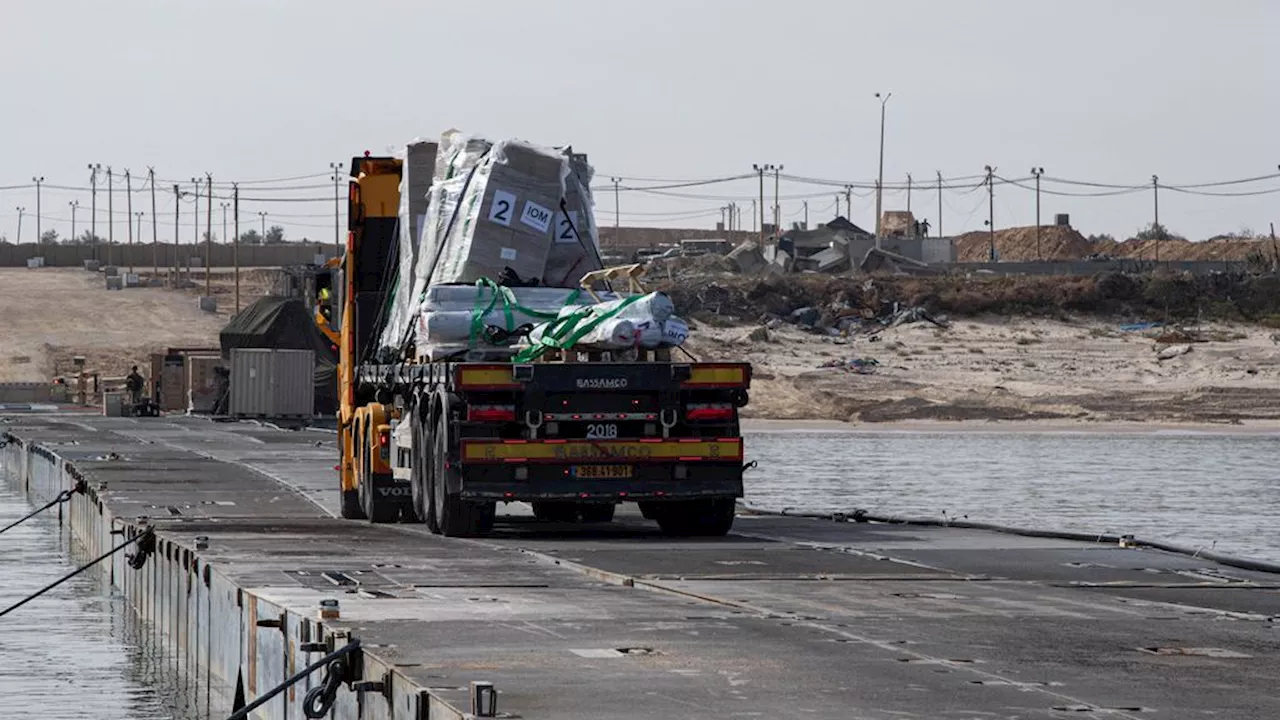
left=579, top=503, right=616, bottom=523
left=361, top=440, right=398, bottom=524
left=340, top=489, right=366, bottom=520
left=432, top=413, right=493, bottom=537
left=532, top=502, right=579, bottom=523
left=655, top=499, right=735, bottom=537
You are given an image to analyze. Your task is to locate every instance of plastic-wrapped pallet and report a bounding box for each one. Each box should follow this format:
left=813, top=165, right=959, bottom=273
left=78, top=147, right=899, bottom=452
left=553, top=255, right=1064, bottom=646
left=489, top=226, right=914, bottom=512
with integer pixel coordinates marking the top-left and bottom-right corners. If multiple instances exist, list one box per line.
left=378, top=139, right=438, bottom=354
left=435, top=129, right=493, bottom=182
left=427, top=140, right=565, bottom=286
left=542, top=150, right=604, bottom=287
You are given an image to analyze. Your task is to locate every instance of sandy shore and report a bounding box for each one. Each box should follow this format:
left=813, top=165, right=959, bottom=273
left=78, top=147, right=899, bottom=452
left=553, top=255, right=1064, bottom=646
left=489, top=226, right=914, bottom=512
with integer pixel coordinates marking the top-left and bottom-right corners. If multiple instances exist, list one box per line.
left=690, top=314, right=1280, bottom=426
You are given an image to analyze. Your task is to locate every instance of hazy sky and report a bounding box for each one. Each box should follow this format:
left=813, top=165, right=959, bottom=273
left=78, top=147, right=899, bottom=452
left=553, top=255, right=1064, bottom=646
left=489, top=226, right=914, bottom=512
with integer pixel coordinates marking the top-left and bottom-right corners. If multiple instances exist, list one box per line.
left=2, top=0, right=1278, bottom=244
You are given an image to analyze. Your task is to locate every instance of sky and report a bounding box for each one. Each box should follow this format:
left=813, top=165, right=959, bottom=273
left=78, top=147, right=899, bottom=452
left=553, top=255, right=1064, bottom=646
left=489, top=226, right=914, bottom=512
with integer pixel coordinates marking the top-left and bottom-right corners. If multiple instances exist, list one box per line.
left=1, top=0, right=1278, bottom=244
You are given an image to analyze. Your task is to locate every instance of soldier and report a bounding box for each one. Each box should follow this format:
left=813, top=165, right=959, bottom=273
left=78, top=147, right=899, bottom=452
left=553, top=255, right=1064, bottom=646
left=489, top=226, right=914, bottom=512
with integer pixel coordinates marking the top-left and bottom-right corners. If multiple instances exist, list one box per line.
left=125, top=365, right=145, bottom=406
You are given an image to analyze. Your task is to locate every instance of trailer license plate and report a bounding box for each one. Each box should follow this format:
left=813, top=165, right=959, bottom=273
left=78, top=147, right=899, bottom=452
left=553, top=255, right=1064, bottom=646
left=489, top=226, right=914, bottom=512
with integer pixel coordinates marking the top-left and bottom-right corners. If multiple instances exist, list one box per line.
left=573, top=465, right=632, bottom=479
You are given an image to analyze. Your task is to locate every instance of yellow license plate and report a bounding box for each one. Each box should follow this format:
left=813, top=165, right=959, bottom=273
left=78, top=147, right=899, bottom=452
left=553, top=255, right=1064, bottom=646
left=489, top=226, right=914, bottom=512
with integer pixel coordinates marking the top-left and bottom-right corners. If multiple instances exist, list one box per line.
left=573, top=465, right=633, bottom=479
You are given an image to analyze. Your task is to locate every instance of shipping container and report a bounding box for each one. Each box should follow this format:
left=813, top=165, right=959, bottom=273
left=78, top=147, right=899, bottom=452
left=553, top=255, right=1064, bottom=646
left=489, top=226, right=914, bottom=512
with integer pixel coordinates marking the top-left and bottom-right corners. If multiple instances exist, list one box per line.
left=102, top=391, right=126, bottom=417
left=229, top=348, right=315, bottom=418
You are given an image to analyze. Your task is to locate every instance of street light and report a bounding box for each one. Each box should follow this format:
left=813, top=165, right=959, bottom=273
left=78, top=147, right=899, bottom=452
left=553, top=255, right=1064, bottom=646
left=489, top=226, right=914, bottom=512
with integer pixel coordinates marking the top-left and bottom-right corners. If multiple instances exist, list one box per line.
left=15, top=206, right=25, bottom=244
left=258, top=211, right=268, bottom=241
left=220, top=201, right=229, bottom=246
left=874, top=92, right=892, bottom=244
left=69, top=200, right=80, bottom=244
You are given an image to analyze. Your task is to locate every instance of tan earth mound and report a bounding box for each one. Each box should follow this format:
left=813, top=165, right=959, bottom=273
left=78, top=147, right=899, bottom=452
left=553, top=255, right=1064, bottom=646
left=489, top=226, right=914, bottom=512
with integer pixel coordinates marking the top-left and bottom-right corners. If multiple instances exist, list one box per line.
left=0, top=267, right=273, bottom=383
left=956, top=225, right=1276, bottom=263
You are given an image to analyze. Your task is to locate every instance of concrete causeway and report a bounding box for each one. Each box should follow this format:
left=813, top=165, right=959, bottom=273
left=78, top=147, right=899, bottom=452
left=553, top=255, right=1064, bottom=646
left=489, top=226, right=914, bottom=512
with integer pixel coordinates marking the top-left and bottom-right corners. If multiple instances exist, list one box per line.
left=3, top=413, right=1279, bottom=719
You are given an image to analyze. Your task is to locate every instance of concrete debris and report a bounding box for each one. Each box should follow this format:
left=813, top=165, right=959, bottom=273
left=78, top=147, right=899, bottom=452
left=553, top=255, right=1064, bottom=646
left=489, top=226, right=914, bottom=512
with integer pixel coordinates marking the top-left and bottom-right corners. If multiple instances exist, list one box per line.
left=738, top=326, right=771, bottom=344
left=790, top=307, right=820, bottom=328
left=1156, top=344, right=1193, bottom=361
left=726, top=241, right=767, bottom=274
left=860, top=247, right=940, bottom=276
left=819, top=357, right=880, bottom=374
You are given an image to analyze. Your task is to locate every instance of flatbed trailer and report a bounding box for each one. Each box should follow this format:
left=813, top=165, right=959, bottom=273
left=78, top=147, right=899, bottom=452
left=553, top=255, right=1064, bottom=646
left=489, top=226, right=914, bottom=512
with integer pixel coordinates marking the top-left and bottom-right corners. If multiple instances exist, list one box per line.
left=330, top=151, right=753, bottom=537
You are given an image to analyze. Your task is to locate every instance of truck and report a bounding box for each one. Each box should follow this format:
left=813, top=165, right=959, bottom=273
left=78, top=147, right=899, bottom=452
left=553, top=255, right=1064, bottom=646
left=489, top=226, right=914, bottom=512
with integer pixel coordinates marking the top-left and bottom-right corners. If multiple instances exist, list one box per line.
left=321, top=151, right=752, bottom=538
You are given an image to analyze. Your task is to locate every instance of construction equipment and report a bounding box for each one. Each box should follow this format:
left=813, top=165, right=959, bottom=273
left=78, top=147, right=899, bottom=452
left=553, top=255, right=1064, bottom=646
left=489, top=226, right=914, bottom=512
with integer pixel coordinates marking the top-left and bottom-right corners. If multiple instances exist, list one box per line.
left=330, top=150, right=752, bottom=537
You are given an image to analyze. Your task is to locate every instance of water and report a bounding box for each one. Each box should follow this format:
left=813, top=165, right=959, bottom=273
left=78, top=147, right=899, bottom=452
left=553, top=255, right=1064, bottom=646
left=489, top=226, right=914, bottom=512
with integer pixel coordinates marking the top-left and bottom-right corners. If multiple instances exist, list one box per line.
left=0, top=488, right=194, bottom=720
left=743, top=427, right=1280, bottom=563
left=1, top=428, right=1278, bottom=717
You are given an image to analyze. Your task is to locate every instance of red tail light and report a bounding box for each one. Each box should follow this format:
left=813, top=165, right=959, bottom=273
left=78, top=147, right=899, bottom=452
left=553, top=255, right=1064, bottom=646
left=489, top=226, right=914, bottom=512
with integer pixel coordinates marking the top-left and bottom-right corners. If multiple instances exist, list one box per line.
left=467, top=405, right=516, bottom=423
left=687, top=403, right=735, bottom=421
left=378, top=431, right=389, bottom=448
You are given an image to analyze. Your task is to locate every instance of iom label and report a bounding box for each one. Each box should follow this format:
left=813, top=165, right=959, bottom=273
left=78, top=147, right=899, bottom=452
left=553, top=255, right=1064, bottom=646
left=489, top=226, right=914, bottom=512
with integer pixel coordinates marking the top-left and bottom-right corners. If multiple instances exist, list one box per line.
left=520, top=201, right=553, bottom=233
left=488, top=190, right=516, bottom=227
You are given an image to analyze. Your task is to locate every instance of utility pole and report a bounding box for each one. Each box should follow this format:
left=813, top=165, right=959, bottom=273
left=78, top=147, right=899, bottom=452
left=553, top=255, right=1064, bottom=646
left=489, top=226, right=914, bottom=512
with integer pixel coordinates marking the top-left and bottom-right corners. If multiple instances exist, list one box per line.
left=874, top=91, right=892, bottom=239
left=803, top=200, right=809, bottom=229
left=125, top=170, right=133, bottom=273
left=172, top=184, right=181, bottom=282
left=259, top=211, right=267, bottom=241
left=610, top=177, right=621, bottom=238
left=234, top=184, right=241, bottom=313
left=936, top=171, right=943, bottom=238
left=906, top=173, right=913, bottom=218
left=205, top=173, right=213, bottom=297
left=984, top=165, right=996, bottom=261
left=752, top=164, right=772, bottom=243
left=720, top=206, right=728, bottom=230
left=221, top=201, right=229, bottom=252
left=329, top=161, right=343, bottom=258
left=1031, top=167, right=1044, bottom=260
left=14, top=207, right=24, bottom=244
left=834, top=193, right=842, bottom=218
left=1152, top=174, right=1160, bottom=263
left=32, top=176, right=43, bottom=244
left=843, top=185, right=853, bottom=225
left=750, top=199, right=756, bottom=233
left=772, top=164, right=784, bottom=235
left=106, top=167, right=114, bottom=266
left=191, top=177, right=200, bottom=277
left=135, top=212, right=144, bottom=272
left=87, top=164, right=100, bottom=259
left=148, top=168, right=158, bottom=278
left=69, top=201, right=79, bottom=244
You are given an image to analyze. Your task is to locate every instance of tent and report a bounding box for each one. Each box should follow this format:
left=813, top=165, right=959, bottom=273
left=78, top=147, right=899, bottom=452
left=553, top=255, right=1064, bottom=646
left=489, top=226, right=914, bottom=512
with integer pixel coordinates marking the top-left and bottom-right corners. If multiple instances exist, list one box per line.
left=219, top=297, right=338, bottom=414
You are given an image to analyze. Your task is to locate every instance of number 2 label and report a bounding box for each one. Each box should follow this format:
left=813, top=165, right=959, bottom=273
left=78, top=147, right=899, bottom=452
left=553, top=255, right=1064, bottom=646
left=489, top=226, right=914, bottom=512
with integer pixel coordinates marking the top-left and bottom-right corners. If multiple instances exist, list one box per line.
left=556, top=211, right=580, bottom=244
left=488, top=190, right=516, bottom=226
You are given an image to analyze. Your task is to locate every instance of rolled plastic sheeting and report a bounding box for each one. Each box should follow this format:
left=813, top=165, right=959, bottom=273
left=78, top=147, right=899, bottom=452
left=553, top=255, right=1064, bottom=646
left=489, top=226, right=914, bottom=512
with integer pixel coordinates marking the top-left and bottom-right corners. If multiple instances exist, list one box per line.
left=419, top=309, right=552, bottom=345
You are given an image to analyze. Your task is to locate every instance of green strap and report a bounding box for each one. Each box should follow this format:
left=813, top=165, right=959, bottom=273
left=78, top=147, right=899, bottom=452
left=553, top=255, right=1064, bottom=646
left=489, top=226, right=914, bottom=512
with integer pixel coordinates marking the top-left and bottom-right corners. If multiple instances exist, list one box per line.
left=513, top=293, right=645, bottom=362
left=465, top=279, right=586, bottom=348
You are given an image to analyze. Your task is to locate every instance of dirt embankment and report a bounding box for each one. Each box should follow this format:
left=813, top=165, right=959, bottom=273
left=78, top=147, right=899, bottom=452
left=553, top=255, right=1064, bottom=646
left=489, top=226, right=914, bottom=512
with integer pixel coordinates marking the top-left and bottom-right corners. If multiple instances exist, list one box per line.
left=955, top=225, right=1278, bottom=263
left=0, top=267, right=276, bottom=383
left=664, top=273, right=1280, bottom=425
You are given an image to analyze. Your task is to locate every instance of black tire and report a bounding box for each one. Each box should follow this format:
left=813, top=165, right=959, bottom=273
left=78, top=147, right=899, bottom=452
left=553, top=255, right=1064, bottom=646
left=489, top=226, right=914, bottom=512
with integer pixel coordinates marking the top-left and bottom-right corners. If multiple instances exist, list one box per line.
left=432, top=412, right=493, bottom=537
left=361, top=436, right=398, bottom=524
left=340, top=488, right=366, bottom=520
left=409, top=407, right=429, bottom=525
left=655, top=499, right=736, bottom=537
left=579, top=503, right=617, bottom=524
left=532, top=501, right=580, bottom=523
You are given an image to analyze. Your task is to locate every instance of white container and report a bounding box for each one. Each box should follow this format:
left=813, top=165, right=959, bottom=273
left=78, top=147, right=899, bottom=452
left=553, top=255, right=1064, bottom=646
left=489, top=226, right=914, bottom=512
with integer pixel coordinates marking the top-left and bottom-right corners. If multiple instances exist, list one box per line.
left=103, top=392, right=126, bottom=417
left=229, top=349, right=314, bottom=418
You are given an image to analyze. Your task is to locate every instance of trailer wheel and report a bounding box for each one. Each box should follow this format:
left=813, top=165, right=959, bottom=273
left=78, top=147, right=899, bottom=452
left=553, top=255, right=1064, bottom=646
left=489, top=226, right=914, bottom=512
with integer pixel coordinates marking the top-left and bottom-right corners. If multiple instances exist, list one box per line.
left=655, top=499, right=735, bottom=537
left=431, top=413, right=494, bottom=537
left=409, top=406, right=430, bottom=525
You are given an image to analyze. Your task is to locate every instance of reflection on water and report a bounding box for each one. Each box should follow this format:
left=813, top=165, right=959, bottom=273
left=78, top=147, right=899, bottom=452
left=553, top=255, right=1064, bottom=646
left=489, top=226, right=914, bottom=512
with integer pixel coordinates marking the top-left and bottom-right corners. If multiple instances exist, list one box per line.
left=0, top=489, right=196, bottom=720
left=744, top=427, right=1280, bottom=562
